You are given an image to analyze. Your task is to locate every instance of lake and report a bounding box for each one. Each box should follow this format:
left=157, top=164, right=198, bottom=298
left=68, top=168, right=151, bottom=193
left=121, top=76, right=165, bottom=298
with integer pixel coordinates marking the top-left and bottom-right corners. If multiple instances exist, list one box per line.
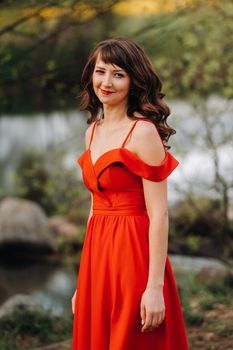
left=1, top=96, right=232, bottom=204
left=0, top=95, right=232, bottom=317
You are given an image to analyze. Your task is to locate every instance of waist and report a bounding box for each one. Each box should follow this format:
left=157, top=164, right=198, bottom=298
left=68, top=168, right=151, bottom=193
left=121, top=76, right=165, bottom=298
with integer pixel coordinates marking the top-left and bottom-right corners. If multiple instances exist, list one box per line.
left=93, top=207, right=148, bottom=216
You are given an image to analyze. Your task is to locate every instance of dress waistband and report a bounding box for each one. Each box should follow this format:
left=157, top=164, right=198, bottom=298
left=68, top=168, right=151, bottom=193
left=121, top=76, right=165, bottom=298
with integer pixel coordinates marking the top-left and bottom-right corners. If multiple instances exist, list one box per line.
left=93, top=207, right=148, bottom=216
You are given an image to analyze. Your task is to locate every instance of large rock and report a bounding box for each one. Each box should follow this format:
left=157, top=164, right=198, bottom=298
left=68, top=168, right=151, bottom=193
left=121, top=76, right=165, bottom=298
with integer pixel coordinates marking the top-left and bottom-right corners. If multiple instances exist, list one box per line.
left=0, top=197, right=56, bottom=253
left=0, top=294, right=43, bottom=319
left=48, top=215, right=81, bottom=242
left=196, top=266, right=233, bottom=286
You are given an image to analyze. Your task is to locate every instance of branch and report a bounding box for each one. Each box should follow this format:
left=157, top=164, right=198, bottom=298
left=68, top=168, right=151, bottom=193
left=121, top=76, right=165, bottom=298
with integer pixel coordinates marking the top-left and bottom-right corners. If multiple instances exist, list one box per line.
left=201, top=105, right=228, bottom=191
left=0, top=0, right=119, bottom=73
left=0, top=1, right=58, bottom=37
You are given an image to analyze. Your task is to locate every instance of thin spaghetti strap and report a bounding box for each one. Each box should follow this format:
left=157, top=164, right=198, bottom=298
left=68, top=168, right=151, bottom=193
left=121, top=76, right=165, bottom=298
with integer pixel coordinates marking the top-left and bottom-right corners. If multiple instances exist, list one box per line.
left=121, top=119, right=141, bottom=148
left=88, top=120, right=98, bottom=149
left=121, top=118, right=167, bottom=153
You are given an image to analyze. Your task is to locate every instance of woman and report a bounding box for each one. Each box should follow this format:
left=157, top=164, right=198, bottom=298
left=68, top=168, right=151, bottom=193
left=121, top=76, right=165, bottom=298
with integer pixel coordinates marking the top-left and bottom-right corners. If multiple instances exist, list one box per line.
left=72, top=37, right=189, bottom=349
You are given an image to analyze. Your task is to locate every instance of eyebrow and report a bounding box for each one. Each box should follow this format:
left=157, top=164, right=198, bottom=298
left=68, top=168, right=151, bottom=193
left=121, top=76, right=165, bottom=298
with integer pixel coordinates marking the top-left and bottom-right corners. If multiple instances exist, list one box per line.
left=95, top=65, right=125, bottom=73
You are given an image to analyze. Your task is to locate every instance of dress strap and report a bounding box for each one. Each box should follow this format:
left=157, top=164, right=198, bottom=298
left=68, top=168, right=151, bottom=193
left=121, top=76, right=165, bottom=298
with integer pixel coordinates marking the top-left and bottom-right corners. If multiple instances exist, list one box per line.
left=88, top=120, right=98, bottom=149
left=121, top=119, right=140, bottom=148
left=121, top=118, right=153, bottom=148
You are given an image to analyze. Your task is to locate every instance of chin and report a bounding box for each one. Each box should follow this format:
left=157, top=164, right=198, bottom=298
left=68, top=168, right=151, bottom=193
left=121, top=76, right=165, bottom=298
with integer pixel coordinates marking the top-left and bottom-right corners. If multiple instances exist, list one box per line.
left=98, top=96, right=116, bottom=104
left=102, top=101, right=117, bottom=106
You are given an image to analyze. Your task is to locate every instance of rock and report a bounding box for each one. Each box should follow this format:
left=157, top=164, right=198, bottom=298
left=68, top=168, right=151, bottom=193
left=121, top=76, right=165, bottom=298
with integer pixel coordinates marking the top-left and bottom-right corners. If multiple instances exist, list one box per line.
left=169, top=254, right=229, bottom=272
left=48, top=215, right=81, bottom=242
left=33, top=340, right=71, bottom=350
left=0, top=197, right=56, bottom=253
left=196, top=266, right=232, bottom=285
left=0, top=294, right=43, bottom=319
left=204, top=332, right=217, bottom=341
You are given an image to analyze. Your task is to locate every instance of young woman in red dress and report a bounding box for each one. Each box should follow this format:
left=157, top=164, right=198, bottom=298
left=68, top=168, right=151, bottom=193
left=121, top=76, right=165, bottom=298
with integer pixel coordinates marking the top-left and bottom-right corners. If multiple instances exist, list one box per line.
left=72, top=37, right=189, bottom=350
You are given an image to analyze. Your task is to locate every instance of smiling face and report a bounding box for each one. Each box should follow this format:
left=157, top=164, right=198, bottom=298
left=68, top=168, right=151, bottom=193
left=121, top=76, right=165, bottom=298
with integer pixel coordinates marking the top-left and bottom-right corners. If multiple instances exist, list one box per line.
left=92, top=54, right=131, bottom=107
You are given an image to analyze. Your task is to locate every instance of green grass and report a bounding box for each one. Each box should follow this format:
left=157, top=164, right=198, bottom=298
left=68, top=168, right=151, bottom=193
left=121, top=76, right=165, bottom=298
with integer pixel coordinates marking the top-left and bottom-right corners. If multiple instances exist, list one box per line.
left=0, top=306, right=72, bottom=350
left=175, top=269, right=232, bottom=327
left=215, top=323, right=233, bottom=337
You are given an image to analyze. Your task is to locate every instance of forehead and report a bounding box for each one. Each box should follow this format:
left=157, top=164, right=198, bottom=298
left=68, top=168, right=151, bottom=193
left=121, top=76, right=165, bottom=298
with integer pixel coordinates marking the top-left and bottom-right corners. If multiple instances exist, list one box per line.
left=94, top=53, right=125, bottom=71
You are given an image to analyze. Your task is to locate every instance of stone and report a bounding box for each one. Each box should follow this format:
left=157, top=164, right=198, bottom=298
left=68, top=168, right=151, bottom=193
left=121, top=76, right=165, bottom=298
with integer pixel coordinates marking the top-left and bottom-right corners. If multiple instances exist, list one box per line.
left=0, top=294, right=43, bottom=319
left=0, top=197, right=56, bottom=252
left=48, top=215, right=81, bottom=242
left=196, top=266, right=232, bottom=285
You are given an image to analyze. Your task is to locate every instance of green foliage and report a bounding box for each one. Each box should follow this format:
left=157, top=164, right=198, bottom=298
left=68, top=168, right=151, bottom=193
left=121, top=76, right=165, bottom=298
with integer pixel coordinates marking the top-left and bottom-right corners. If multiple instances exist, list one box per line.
left=0, top=1, right=232, bottom=113
left=176, top=270, right=232, bottom=327
left=169, top=195, right=233, bottom=259
left=199, top=292, right=230, bottom=311
left=129, top=1, right=233, bottom=99
left=215, top=323, right=233, bottom=338
left=184, top=309, right=204, bottom=326
left=0, top=0, right=117, bottom=113
left=13, top=148, right=50, bottom=207
left=0, top=306, right=72, bottom=349
left=177, top=282, right=204, bottom=326
left=172, top=196, right=228, bottom=238
left=199, top=295, right=215, bottom=310
left=10, top=147, right=84, bottom=217
left=186, top=235, right=200, bottom=253
left=204, top=276, right=232, bottom=297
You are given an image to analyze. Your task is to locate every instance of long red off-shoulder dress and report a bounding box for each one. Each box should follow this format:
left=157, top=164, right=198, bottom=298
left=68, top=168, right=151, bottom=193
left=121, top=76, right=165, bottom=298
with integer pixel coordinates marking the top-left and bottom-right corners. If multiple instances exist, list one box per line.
left=72, top=118, right=189, bottom=350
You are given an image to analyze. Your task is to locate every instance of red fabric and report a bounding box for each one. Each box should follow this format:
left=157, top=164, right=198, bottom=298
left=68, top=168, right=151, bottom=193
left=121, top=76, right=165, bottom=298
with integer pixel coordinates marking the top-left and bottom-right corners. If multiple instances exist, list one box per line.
left=72, top=119, right=189, bottom=349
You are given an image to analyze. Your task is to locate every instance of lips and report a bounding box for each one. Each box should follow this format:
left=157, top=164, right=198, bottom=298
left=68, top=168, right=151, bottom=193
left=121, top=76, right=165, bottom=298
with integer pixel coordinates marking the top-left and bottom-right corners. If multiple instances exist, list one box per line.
left=100, top=89, right=114, bottom=95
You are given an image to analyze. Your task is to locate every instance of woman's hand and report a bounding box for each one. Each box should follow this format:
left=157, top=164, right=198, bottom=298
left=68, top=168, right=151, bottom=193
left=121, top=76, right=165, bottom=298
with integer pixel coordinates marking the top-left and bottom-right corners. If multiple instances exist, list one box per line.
left=72, top=290, right=77, bottom=314
left=140, top=287, right=165, bottom=332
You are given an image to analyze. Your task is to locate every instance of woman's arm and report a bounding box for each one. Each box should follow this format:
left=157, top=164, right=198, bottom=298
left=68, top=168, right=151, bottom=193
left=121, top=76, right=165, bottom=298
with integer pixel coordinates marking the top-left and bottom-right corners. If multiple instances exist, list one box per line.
left=87, top=192, right=93, bottom=225
left=143, top=180, right=168, bottom=289
left=132, top=120, right=168, bottom=332
left=133, top=121, right=169, bottom=288
left=85, top=123, right=94, bottom=226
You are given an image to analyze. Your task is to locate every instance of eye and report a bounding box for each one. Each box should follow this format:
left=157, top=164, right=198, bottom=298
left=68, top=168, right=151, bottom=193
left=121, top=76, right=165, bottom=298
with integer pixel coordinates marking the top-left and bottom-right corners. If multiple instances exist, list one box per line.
left=95, top=69, right=104, bottom=74
left=115, top=73, right=124, bottom=78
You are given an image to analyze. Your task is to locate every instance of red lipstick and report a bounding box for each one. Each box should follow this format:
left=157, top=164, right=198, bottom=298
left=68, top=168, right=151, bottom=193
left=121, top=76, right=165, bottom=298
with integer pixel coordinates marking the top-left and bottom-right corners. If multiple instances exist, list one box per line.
left=100, top=89, right=114, bottom=95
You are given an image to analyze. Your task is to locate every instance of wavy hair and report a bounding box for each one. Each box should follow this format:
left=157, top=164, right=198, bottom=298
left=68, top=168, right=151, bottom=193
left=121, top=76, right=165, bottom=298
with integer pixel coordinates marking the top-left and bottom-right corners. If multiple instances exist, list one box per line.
left=80, top=37, right=176, bottom=149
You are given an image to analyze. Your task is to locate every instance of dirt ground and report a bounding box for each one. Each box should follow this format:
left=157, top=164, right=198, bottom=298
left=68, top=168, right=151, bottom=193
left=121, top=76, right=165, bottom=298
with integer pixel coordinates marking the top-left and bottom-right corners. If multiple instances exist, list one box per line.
left=34, top=303, right=233, bottom=350
left=187, top=303, right=233, bottom=350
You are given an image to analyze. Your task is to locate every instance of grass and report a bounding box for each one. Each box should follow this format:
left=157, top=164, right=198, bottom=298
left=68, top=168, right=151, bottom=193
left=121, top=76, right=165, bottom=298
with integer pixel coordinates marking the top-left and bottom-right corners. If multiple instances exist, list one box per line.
left=174, top=268, right=233, bottom=350
left=0, top=306, right=72, bottom=350
left=0, top=268, right=232, bottom=350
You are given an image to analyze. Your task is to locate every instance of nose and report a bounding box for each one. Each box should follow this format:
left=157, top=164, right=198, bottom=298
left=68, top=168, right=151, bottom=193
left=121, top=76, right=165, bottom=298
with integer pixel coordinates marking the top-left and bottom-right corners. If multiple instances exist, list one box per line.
left=102, top=73, right=112, bottom=88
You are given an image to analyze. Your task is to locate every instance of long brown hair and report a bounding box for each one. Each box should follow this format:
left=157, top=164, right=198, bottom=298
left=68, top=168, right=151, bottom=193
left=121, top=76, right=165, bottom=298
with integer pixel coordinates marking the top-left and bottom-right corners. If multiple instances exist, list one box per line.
left=80, top=37, right=176, bottom=150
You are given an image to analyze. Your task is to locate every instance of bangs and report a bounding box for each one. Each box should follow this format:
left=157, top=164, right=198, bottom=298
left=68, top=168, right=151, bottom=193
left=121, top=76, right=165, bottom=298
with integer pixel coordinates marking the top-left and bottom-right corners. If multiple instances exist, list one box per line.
left=96, top=44, right=128, bottom=71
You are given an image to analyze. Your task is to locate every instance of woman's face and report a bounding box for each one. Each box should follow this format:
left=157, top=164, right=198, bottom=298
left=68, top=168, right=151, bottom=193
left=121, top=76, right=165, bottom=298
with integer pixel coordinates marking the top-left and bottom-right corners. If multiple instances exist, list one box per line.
left=92, top=54, right=131, bottom=107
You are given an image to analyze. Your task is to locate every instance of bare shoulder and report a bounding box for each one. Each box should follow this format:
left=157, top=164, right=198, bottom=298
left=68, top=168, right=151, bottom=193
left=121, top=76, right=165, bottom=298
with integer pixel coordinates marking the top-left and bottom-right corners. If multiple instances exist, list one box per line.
left=132, top=113, right=160, bottom=139
left=133, top=118, right=166, bottom=165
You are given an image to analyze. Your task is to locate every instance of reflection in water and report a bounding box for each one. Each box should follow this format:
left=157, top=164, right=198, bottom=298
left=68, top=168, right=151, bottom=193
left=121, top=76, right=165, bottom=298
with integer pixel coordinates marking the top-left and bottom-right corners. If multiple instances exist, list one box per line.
left=0, top=254, right=229, bottom=318
left=0, top=260, right=78, bottom=317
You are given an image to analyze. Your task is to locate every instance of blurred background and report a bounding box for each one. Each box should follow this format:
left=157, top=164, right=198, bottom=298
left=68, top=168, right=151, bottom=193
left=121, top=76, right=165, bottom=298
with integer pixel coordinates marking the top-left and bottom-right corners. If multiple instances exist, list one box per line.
left=0, top=0, right=232, bottom=349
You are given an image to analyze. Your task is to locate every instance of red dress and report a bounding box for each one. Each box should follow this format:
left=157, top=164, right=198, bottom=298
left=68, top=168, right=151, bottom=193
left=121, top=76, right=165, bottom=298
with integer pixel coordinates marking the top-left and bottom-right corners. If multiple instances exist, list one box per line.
left=72, top=118, right=189, bottom=350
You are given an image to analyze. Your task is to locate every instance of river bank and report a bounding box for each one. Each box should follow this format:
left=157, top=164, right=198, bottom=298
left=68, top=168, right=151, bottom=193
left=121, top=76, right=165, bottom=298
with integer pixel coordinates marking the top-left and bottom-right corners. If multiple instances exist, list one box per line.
left=0, top=265, right=232, bottom=350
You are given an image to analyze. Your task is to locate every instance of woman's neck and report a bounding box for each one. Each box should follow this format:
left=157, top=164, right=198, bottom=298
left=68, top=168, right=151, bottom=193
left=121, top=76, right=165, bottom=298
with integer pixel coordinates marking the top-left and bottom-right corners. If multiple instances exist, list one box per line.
left=101, top=102, right=128, bottom=125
